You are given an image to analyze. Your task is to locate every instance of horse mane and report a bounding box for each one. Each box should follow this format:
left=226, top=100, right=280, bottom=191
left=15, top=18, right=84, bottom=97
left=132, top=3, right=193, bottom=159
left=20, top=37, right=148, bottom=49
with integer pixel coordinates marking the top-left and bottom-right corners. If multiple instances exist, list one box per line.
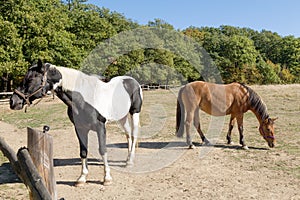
left=240, top=83, right=269, bottom=120
left=51, top=65, right=101, bottom=92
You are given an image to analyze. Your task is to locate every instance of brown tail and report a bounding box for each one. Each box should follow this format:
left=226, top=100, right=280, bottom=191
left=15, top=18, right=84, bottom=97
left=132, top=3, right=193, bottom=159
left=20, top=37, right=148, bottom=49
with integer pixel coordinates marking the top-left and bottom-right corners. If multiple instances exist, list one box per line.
left=176, top=87, right=185, bottom=137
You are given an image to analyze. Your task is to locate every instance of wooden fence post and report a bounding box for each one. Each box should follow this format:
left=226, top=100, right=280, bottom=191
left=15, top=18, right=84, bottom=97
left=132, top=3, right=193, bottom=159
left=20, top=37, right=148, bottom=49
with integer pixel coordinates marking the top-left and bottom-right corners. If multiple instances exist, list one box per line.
left=27, top=126, right=57, bottom=200
left=17, top=148, right=52, bottom=200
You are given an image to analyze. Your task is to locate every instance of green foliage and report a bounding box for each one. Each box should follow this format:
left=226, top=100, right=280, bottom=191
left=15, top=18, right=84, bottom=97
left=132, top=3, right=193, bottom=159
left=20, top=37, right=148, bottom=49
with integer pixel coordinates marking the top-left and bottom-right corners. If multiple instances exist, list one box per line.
left=0, top=1, right=299, bottom=89
left=256, top=59, right=281, bottom=84
left=0, top=0, right=137, bottom=90
left=148, top=19, right=175, bottom=30
left=280, top=68, right=295, bottom=83
left=220, top=35, right=259, bottom=83
left=184, top=26, right=300, bottom=84
left=0, top=17, right=27, bottom=79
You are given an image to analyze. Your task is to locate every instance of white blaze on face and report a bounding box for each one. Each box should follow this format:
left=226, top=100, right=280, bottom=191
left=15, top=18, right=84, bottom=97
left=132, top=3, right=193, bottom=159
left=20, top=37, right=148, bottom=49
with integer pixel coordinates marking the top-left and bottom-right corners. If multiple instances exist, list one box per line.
left=52, top=79, right=62, bottom=90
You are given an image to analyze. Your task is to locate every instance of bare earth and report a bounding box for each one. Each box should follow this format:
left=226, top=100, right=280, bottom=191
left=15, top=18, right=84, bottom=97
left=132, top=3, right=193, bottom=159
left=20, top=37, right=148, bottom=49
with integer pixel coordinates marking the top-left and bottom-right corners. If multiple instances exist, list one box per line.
left=0, top=84, right=299, bottom=200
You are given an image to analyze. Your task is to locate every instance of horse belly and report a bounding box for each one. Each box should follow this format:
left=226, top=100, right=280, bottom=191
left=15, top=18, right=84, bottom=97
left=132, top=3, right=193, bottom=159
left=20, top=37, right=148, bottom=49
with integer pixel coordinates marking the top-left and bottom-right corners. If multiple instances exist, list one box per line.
left=200, top=106, right=228, bottom=116
left=95, top=84, right=131, bottom=121
left=109, top=99, right=131, bottom=120
left=200, top=98, right=229, bottom=116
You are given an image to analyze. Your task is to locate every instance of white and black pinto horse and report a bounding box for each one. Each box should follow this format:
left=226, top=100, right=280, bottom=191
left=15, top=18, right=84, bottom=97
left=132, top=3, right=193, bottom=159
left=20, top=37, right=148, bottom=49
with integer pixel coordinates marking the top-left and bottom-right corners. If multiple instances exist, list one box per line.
left=10, top=60, right=143, bottom=186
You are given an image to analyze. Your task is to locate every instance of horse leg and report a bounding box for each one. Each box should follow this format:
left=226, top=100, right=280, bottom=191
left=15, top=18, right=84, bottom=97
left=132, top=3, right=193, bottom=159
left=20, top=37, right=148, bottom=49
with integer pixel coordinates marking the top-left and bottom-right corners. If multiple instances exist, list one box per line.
left=119, top=115, right=134, bottom=166
left=127, top=113, right=140, bottom=166
left=185, top=110, right=195, bottom=149
left=194, top=108, right=210, bottom=145
left=96, top=122, right=112, bottom=185
left=74, top=127, right=89, bottom=187
left=236, top=115, right=248, bottom=150
left=226, top=116, right=236, bottom=144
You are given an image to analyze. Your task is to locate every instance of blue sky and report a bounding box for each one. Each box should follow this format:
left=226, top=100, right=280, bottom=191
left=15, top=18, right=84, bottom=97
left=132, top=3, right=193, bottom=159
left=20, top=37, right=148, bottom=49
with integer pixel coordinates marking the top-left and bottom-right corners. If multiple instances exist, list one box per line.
left=87, top=0, right=300, bottom=38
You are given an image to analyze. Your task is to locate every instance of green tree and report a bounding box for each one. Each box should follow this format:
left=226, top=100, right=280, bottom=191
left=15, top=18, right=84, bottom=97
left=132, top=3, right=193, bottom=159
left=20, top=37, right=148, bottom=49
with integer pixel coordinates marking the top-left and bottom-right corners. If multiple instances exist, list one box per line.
left=0, top=0, right=81, bottom=66
left=251, top=30, right=282, bottom=63
left=256, top=59, right=281, bottom=84
left=279, top=36, right=300, bottom=82
left=148, top=19, right=174, bottom=30
left=0, top=17, right=26, bottom=90
left=220, top=35, right=260, bottom=83
left=1, top=0, right=300, bottom=89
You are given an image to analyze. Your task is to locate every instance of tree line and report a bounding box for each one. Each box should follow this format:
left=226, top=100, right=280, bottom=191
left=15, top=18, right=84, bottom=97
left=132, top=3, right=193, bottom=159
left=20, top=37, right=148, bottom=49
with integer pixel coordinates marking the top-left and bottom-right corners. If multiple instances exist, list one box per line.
left=0, top=0, right=299, bottom=91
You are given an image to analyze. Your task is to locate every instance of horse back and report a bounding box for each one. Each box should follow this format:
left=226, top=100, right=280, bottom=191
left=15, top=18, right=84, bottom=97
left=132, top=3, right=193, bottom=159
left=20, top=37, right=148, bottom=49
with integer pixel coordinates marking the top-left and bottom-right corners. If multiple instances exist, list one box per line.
left=184, top=81, right=249, bottom=116
left=101, top=76, right=142, bottom=119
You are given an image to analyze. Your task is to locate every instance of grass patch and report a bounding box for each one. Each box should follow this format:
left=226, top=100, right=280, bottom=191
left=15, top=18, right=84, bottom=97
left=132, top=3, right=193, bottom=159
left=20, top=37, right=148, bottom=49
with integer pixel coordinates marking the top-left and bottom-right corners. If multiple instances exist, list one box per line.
left=0, top=102, right=71, bottom=130
left=0, top=151, right=8, bottom=163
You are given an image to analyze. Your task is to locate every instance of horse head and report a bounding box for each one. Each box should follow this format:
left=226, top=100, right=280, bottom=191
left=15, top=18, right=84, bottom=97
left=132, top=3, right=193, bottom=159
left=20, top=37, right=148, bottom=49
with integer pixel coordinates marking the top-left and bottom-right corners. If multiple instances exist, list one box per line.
left=10, top=59, right=51, bottom=110
left=259, top=117, right=277, bottom=148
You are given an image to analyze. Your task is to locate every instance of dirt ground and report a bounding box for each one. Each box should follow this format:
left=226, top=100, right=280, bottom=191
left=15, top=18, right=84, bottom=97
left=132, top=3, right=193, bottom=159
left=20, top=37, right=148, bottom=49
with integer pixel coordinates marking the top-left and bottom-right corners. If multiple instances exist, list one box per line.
left=0, top=85, right=299, bottom=200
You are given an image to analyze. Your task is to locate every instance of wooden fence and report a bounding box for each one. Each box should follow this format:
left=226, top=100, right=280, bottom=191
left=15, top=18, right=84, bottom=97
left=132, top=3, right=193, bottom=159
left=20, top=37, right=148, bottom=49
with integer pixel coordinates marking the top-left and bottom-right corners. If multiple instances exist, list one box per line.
left=0, top=92, right=13, bottom=104
left=0, top=126, right=57, bottom=200
left=140, top=84, right=181, bottom=90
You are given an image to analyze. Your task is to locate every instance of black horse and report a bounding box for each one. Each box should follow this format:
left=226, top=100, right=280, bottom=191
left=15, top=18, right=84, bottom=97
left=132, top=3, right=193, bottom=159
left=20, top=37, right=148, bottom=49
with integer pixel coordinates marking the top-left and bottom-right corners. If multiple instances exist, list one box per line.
left=10, top=60, right=143, bottom=186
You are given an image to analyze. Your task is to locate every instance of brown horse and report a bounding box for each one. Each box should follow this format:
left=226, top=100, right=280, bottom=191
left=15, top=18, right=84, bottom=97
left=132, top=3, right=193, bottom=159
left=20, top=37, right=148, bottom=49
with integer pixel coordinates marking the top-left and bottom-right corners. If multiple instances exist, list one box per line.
left=176, top=81, right=277, bottom=149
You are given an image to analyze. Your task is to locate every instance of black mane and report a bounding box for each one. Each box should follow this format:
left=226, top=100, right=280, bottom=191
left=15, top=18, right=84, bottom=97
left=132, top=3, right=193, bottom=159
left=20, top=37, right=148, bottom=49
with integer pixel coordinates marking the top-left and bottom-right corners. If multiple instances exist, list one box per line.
left=240, top=83, right=269, bottom=120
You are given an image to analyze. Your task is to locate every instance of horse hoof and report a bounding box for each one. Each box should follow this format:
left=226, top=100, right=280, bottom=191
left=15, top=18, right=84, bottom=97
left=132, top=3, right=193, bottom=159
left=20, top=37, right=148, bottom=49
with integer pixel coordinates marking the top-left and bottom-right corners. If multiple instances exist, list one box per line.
left=188, top=145, right=195, bottom=149
left=99, top=185, right=106, bottom=191
left=203, top=139, right=211, bottom=146
left=103, top=180, right=112, bottom=186
left=75, top=181, right=85, bottom=187
left=126, top=162, right=134, bottom=168
left=204, top=142, right=212, bottom=146
left=242, top=145, right=249, bottom=150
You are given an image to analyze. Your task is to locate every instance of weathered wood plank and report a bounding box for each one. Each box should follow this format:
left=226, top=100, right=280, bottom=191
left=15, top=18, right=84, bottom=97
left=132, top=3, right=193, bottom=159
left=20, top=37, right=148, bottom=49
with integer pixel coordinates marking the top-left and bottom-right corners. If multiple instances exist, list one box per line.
left=17, top=147, right=52, bottom=200
left=27, top=127, right=57, bottom=200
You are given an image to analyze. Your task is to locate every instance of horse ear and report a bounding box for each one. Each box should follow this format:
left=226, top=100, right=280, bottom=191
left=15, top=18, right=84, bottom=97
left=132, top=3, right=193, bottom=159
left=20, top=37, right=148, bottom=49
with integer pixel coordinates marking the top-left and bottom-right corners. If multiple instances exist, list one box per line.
left=37, top=59, right=46, bottom=73
left=271, top=117, right=278, bottom=122
left=37, top=59, right=43, bottom=68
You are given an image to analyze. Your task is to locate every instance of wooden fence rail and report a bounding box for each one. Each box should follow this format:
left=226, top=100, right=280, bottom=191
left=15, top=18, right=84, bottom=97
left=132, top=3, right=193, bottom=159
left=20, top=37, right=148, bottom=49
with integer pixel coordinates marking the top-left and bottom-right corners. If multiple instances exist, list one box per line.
left=0, top=92, right=13, bottom=104
left=0, top=92, right=13, bottom=95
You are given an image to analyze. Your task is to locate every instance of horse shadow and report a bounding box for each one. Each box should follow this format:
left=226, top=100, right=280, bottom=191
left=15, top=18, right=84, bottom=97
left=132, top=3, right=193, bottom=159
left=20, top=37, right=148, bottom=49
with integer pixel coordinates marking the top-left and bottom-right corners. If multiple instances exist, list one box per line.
left=55, top=180, right=102, bottom=187
left=54, top=158, right=100, bottom=167
left=54, top=157, right=130, bottom=168
left=0, top=141, right=268, bottom=186
left=54, top=158, right=123, bottom=187
left=106, top=141, right=183, bottom=149
left=213, top=144, right=268, bottom=150
left=192, top=142, right=269, bottom=151
left=53, top=141, right=268, bottom=169
left=54, top=141, right=185, bottom=167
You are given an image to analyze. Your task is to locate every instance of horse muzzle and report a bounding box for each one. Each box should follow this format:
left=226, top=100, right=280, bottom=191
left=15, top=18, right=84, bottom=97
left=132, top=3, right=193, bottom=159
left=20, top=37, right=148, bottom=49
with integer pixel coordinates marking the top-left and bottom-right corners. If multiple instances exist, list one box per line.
left=9, top=97, right=24, bottom=110
left=268, top=141, right=275, bottom=148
